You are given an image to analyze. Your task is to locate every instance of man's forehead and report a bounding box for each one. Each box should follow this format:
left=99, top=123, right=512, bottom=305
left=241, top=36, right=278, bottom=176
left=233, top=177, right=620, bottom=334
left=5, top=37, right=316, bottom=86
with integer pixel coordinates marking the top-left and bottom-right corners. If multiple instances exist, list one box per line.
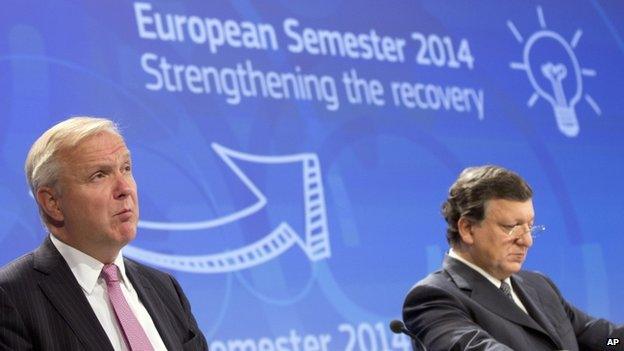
left=484, top=198, right=534, bottom=217
left=63, top=132, right=131, bottom=163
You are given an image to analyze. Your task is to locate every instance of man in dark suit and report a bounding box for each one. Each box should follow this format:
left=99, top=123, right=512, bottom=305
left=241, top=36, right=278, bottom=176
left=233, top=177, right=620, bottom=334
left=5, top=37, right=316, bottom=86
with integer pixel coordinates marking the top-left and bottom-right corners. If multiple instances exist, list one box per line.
left=403, top=165, right=623, bottom=350
left=0, top=117, right=208, bottom=350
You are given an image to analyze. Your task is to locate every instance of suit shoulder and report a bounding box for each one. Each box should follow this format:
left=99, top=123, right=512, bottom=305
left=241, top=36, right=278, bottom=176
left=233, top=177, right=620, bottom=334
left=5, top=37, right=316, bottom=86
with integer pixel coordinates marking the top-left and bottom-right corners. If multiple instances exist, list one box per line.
left=402, top=270, right=473, bottom=320
left=0, top=252, right=35, bottom=286
left=411, top=269, right=452, bottom=289
left=404, top=269, right=456, bottom=300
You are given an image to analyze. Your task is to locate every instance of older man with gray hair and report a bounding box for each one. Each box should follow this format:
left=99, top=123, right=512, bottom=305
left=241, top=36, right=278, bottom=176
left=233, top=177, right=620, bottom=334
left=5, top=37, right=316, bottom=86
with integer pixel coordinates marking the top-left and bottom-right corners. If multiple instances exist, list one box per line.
left=0, top=117, right=208, bottom=350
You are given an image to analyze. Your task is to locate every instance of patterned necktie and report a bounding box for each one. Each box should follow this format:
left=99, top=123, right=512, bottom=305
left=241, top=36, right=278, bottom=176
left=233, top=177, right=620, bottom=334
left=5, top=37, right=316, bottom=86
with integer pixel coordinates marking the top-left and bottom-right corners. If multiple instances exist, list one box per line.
left=500, top=280, right=514, bottom=300
left=101, top=264, right=154, bottom=351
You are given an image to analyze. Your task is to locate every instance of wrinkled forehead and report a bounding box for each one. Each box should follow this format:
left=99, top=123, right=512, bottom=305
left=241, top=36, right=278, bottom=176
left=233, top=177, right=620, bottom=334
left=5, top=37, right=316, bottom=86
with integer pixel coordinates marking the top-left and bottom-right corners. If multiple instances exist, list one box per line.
left=60, top=131, right=130, bottom=167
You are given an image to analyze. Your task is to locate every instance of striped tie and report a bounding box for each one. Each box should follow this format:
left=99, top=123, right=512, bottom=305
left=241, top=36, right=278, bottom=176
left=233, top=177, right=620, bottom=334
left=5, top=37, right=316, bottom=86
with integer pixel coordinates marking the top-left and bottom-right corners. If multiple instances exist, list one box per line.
left=102, top=264, right=154, bottom=351
left=500, top=281, right=514, bottom=300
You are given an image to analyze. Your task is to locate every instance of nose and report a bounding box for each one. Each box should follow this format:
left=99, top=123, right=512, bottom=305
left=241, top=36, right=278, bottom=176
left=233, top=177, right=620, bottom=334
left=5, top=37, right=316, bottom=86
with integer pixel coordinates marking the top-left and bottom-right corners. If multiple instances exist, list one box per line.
left=113, top=173, right=135, bottom=199
left=515, top=226, right=533, bottom=247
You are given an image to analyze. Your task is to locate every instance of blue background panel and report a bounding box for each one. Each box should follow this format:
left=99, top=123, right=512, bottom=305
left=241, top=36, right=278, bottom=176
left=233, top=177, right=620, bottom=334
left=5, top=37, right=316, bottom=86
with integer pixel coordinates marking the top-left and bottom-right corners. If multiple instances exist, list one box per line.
left=1, top=1, right=623, bottom=349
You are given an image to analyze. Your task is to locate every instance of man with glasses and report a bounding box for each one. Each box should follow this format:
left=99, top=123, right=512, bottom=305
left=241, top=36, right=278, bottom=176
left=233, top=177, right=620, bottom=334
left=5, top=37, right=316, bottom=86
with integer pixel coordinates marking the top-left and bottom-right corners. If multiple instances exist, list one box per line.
left=402, top=165, right=622, bottom=350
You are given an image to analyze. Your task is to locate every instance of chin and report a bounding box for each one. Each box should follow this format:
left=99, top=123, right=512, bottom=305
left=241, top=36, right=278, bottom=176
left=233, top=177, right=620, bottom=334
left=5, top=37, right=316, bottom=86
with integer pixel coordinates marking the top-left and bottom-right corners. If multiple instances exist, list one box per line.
left=114, top=228, right=137, bottom=245
left=117, top=221, right=137, bottom=235
left=123, top=231, right=137, bottom=243
left=508, top=264, right=523, bottom=274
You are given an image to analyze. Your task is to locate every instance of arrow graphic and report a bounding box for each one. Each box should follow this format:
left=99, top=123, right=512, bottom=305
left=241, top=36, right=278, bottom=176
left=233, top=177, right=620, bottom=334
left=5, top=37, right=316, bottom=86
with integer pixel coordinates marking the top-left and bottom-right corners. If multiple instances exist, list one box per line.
left=124, top=143, right=331, bottom=273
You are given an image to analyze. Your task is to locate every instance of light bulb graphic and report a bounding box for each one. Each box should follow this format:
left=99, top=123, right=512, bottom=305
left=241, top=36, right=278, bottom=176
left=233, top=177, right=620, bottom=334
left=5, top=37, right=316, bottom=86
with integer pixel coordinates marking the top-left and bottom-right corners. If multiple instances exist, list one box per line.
left=507, top=6, right=601, bottom=138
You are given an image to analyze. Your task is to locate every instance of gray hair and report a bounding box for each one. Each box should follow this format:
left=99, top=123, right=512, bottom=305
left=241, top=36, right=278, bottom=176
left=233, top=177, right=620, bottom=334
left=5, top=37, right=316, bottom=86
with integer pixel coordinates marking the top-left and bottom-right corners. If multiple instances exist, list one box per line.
left=25, top=116, right=121, bottom=223
left=442, top=165, right=533, bottom=246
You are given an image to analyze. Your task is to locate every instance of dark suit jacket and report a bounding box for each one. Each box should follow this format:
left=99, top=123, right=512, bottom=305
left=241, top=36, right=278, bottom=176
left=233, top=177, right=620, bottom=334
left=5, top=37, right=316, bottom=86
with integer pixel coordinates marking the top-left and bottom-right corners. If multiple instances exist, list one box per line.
left=403, top=255, right=623, bottom=351
left=0, top=237, right=208, bottom=350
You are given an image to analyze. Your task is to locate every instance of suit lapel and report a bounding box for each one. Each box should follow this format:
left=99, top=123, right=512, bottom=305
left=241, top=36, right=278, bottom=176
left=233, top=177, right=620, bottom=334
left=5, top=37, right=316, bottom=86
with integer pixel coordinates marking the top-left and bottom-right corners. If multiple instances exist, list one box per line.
left=124, top=259, right=178, bottom=349
left=34, top=238, right=113, bottom=351
left=512, top=275, right=563, bottom=349
left=444, top=256, right=548, bottom=335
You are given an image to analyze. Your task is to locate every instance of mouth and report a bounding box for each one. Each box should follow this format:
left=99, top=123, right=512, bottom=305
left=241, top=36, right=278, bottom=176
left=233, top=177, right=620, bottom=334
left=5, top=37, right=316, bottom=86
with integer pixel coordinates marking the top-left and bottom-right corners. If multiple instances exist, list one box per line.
left=114, top=208, right=132, bottom=216
left=508, top=253, right=526, bottom=261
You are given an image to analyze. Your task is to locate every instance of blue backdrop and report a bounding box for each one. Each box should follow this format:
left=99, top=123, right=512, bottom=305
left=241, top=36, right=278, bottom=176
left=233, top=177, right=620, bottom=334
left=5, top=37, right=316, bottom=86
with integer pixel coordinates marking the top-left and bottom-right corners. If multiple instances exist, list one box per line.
left=1, top=1, right=623, bottom=350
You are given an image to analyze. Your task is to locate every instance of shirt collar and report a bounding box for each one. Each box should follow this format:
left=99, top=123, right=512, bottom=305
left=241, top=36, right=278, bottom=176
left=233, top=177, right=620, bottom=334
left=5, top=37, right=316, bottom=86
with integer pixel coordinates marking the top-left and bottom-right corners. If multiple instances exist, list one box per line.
left=448, top=248, right=512, bottom=288
left=49, top=234, right=130, bottom=294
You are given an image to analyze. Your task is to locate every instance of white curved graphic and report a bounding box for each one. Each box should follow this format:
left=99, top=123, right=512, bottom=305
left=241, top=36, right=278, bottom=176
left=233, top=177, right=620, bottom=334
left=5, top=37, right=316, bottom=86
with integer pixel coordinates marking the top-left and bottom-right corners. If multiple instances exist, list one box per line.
left=507, top=5, right=600, bottom=138
left=137, top=146, right=268, bottom=231
left=138, top=200, right=265, bottom=230
left=125, top=143, right=331, bottom=273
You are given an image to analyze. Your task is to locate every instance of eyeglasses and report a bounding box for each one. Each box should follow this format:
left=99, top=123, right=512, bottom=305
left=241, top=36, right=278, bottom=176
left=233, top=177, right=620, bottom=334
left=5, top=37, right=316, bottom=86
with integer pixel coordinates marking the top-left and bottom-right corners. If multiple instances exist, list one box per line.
left=503, top=224, right=546, bottom=239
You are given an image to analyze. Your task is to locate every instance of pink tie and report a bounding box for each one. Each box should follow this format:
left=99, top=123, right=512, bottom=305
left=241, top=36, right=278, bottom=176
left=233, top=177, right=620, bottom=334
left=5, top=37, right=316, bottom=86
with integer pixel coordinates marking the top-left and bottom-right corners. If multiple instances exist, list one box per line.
left=101, top=264, right=154, bottom=351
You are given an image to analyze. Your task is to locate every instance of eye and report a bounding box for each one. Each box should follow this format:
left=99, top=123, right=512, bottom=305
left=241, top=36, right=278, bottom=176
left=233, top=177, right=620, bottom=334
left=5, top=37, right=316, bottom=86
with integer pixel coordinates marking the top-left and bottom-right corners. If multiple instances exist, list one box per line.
left=500, top=224, right=516, bottom=231
left=90, top=171, right=106, bottom=181
left=123, top=163, right=132, bottom=173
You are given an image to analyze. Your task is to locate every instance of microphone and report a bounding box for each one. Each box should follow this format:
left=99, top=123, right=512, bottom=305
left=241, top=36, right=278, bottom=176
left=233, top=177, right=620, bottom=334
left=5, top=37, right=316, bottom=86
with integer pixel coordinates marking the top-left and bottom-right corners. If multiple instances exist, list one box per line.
left=389, top=319, right=427, bottom=351
left=389, top=319, right=415, bottom=338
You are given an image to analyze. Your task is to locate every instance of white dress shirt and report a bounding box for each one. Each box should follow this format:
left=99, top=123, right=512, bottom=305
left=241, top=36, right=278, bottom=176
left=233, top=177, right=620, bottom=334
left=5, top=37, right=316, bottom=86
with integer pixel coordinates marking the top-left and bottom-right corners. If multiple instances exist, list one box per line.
left=50, top=235, right=168, bottom=351
left=449, top=248, right=528, bottom=314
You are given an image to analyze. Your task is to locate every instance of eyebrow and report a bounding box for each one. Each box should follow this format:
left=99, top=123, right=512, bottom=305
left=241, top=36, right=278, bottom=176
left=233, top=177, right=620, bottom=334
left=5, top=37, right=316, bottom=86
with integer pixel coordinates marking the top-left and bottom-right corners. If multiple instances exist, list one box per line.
left=510, top=216, right=535, bottom=224
left=82, top=152, right=132, bottom=171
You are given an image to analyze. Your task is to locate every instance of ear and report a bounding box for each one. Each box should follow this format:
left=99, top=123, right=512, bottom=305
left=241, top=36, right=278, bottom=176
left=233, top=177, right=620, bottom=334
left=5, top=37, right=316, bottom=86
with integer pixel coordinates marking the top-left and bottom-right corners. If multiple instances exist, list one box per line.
left=36, top=186, right=64, bottom=223
left=457, top=217, right=475, bottom=245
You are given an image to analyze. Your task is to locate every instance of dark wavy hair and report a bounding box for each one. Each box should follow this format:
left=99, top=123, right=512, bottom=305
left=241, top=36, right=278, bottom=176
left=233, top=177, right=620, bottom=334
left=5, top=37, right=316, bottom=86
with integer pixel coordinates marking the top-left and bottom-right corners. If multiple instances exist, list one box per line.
left=442, top=165, right=533, bottom=245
